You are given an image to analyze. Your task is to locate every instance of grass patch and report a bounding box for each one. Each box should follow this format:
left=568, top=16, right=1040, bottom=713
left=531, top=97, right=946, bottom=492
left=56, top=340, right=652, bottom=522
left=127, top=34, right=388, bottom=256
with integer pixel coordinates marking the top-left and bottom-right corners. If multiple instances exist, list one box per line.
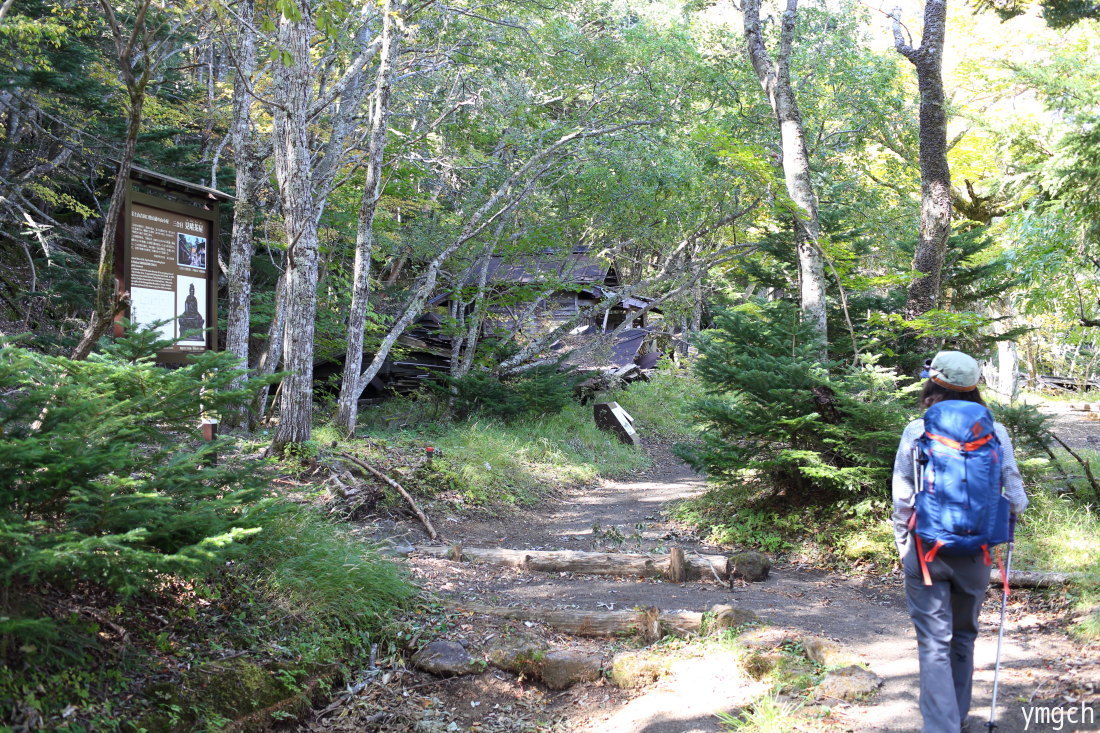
left=355, top=402, right=650, bottom=511
left=230, top=505, right=416, bottom=648
left=614, top=365, right=704, bottom=440
left=671, top=484, right=896, bottom=570
left=1013, top=489, right=1100, bottom=577
left=717, top=695, right=804, bottom=732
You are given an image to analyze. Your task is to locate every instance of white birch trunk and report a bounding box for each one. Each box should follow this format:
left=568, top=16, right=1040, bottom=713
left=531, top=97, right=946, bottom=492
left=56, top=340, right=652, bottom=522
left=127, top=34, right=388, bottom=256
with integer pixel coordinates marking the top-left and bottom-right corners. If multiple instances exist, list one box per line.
left=224, top=0, right=263, bottom=425
left=743, top=0, right=828, bottom=360
left=335, top=0, right=403, bottom=433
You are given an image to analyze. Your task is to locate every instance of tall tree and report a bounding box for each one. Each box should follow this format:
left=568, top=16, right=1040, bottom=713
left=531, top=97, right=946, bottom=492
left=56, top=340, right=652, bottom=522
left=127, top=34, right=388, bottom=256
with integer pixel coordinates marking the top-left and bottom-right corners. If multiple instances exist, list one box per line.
left=892, top=0, right=953, bottom=322
left=71, top=0, right=183, bottom=359
left=743, top=0, right=828, bottom=359
left=334, top=0, right=404, bottom=434
left=222, top=0, right=265, bottom=425
left=267, top=0, right=384, bottom=452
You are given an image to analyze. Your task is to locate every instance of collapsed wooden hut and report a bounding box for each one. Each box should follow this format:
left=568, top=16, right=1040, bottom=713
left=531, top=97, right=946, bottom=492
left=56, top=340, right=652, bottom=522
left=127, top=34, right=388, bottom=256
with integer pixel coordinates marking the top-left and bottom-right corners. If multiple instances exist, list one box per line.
left=377, top=248, right=679, bottom=393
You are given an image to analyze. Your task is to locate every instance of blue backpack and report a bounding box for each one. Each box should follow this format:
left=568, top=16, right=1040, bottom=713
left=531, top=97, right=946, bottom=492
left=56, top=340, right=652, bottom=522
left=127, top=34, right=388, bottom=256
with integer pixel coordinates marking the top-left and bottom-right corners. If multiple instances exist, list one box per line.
left=910, top=400, right=1011, bottom=584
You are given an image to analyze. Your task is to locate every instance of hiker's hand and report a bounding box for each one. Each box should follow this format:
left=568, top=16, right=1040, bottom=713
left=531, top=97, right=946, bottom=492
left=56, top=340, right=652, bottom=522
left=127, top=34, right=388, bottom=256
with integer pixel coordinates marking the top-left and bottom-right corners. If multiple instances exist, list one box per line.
left=1009, top=513, right=1018, bottom=542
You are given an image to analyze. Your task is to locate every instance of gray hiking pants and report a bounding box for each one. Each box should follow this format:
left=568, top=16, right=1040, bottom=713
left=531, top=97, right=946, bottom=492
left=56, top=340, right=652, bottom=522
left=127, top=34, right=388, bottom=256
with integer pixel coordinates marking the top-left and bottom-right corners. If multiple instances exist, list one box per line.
left=903, top=548, right=993, bottom=733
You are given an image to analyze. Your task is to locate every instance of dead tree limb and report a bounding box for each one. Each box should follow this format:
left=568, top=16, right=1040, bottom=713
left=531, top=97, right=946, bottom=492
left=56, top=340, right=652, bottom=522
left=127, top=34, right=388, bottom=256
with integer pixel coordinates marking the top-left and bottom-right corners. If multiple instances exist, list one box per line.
left=1049, top=432, right=1100, bottom=500
left=337, top=453, right=438, bottom=540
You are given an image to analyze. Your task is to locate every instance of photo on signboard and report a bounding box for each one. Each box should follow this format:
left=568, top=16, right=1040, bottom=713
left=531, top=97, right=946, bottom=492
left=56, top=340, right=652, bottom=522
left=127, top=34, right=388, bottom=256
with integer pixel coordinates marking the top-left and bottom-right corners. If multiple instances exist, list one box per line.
left=130, top=286, right=175, bottom=341
left=177, top=232, right=207, bottom=270
left=175, top=274, right=207, bottom=344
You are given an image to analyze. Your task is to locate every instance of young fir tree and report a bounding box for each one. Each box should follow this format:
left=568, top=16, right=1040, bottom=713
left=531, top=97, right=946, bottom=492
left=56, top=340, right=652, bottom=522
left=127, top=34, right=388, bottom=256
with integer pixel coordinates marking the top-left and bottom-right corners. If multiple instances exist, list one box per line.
left=676, top=301, right=908, bottom=506
left=0, top=327, right=274, bottom=602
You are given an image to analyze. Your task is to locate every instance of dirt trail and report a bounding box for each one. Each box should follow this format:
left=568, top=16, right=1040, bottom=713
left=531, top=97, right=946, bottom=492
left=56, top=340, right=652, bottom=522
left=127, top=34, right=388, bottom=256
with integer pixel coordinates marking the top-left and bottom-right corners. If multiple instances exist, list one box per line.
left=310, top=445, right=1097, bottom=733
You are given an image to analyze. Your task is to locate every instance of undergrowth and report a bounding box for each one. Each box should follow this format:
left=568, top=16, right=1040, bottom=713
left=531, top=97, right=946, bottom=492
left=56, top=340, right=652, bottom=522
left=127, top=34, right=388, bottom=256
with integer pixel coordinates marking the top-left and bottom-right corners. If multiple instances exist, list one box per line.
left=351, top=400, right=651, bottom=511
left=614, top=364, right=704, bottom=440
left=1, top=503, right=415, bottom=730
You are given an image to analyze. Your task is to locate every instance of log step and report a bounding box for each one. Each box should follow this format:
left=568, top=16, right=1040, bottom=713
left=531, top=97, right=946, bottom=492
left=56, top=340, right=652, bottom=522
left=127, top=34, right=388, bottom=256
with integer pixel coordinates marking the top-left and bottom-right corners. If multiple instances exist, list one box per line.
left=457, top=602, right=757, bottom=641
left=417, top=545, right=729, bottom=583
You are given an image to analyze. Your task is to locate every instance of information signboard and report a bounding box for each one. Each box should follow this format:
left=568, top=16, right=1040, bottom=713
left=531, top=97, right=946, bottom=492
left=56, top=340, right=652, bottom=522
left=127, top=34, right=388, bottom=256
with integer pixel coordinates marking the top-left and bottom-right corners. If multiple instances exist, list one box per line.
left=120, top=186, right=220, bottom=364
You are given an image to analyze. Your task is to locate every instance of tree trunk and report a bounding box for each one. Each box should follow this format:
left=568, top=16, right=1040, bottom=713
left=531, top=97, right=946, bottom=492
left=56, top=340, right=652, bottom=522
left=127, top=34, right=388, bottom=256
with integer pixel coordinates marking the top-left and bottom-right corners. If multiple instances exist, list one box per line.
left=893, top=0, right=952, bottom=321
left=270, top=6, right=321, bottom=452
left=743, top=0, right=828, bottom=360
left=70, top=99, right=142, bottom=360
left=250, top=271, right=288, bottom=428
left=455, top=239, right=499, bottom=378
left=334, top=0, right=404, bottom=434
left=223, top=0, right=263, bottom=426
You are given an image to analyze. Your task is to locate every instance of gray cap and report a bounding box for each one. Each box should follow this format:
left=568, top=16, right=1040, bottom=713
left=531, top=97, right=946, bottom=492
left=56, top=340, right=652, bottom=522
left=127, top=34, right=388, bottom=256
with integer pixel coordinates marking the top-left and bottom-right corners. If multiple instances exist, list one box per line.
left=928, top=351, right=980, bottom=391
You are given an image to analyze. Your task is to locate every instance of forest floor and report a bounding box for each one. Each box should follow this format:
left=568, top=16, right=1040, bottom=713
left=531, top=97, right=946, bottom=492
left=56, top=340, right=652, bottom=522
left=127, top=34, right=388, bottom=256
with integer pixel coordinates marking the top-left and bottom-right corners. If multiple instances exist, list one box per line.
left=304, top=438, right=1099, bottom=733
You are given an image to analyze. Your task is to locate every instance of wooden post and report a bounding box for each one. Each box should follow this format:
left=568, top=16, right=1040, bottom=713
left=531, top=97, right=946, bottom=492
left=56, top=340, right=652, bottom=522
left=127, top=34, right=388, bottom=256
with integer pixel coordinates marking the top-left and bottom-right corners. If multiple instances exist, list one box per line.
left=667, top=547, right=686, bottom=583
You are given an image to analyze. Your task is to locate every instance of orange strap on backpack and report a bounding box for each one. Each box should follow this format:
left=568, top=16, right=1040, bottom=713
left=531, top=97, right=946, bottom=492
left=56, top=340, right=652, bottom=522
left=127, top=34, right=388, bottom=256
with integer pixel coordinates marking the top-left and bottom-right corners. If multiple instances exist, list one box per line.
left=909, top=512, right=934, bottom=586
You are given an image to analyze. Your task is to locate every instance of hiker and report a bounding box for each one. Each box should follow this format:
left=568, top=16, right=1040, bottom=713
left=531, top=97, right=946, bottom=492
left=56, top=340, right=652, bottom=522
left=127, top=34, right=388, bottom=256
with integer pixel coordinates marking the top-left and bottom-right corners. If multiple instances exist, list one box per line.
left=892, top=351, right=1028, bottom=733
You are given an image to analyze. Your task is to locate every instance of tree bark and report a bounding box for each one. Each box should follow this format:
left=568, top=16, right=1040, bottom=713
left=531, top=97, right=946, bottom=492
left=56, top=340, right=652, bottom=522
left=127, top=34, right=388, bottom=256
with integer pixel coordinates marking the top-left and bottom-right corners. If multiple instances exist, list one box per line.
left=223, top=0, right=264, bottom=426
left=743, top=0, right=828, bottom=360
left=335, top=0, right=404, bottom=433
left=270, top=5, right=321, bottom=452
left=893, top=0, right=952, bottom=321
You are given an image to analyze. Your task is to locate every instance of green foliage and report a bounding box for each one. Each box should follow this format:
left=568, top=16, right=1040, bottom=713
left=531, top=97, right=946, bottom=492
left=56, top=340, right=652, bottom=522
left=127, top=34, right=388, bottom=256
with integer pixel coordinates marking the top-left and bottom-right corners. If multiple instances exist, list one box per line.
left=436, top=364, right=582, bottom=422
left=991, top=402, right=1057, bottom=457
left=0, top=329, right=275, bottom=600
left=716, top=695, right=803, bottom=733
left=1013, top=487, right=1100, bottom=580
left=677, top=302, right=909, bottom=505
left=614, top=363, right=703, bottom=440
left=230, top=504, right=415, bottom=642
left=0, top=503, right=416, bottom=729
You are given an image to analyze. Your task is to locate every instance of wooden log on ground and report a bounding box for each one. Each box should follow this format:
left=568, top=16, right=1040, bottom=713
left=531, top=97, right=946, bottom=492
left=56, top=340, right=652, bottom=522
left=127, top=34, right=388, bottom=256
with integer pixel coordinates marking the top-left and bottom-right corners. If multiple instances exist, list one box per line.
left=416, top=546, right=729, bottom=582
left=991, top=568, right=1084, bottom=588
left=459, top=603, right=703, bottom=641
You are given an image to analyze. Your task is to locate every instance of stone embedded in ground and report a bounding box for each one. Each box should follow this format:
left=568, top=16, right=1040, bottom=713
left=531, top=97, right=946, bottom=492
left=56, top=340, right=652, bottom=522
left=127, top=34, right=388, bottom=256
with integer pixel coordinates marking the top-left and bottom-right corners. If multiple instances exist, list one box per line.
left=486, top=639, right=547, bottom=675
left=802, top=636, right=851, bottom=667
left=380, top=539, right=416, bottom=557
left=728, top=551, right=771, bottom=582
left=738, top=626, right=796, bottom=651
left=411, top=640, right=480, bottom=676
left=609, top=650, right=672, bottom=689
left=538, top=650, right=603, bottom=690
left=815, top=665, right=883, bottom=701
left=488, top=642, right=601, bottom=689
left=709, top=603, right=758, bottom=630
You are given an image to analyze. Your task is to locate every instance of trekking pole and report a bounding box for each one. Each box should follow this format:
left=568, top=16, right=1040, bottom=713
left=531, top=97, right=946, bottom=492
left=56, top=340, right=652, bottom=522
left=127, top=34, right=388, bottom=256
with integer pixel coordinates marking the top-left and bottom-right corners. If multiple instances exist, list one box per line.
left=986, top=514, right=1016, bottom=732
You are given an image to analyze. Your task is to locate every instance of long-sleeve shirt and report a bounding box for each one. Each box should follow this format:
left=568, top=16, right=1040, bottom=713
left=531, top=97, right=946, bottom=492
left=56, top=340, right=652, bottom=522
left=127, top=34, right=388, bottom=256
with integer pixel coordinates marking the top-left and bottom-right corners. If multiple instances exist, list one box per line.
left=891, top=418, right=1028, bottom=557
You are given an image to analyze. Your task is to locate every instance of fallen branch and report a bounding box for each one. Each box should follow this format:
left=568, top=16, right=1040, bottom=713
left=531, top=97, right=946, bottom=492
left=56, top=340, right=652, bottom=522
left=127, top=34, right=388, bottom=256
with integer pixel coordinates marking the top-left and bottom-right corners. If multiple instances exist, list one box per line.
left=1049, top=431, right=1100, bottom=500
left=338, top=453, right=438, bottom=540
left=416, top=545, right=729, bottom=582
